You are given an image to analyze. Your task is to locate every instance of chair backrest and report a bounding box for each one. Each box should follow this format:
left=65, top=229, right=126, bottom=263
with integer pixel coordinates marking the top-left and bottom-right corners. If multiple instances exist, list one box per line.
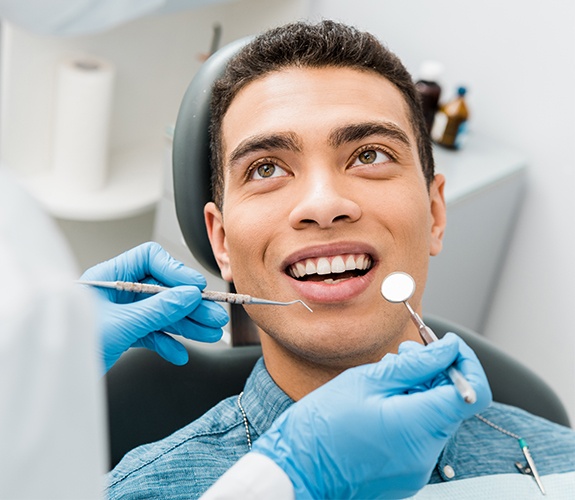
left=425, top=314, right=570, bottom=428
left=172, top=36, right=251, bottom=278
left=172, top=36, right=264, bottom=346
left=106, top=315, right=570, bottom=469
left=106, top=343, right=262, bottom=469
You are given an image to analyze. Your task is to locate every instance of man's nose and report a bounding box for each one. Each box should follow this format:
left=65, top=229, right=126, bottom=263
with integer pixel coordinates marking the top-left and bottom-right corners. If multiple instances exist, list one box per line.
left=288, top=172, right=362, bottom=229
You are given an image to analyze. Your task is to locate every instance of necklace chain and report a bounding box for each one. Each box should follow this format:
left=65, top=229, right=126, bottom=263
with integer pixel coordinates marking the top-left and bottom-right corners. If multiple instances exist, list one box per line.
left=237, top=392, right=529, bottom=458
left=237, top=391, right=252, bottom=450
left=474, top=413, right=521, bottom=440
left=237, top=391, right=523, bottom=451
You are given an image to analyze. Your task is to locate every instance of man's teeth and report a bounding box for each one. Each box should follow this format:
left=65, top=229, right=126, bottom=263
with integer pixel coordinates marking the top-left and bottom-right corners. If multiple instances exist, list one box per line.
left=288, top=254, right=372, bottom=279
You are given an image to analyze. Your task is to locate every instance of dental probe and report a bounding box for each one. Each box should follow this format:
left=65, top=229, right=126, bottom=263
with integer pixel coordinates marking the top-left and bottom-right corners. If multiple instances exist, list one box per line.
left=381, top=272, right=477, bottom=404
left=76, top=280, right=313, bottom=312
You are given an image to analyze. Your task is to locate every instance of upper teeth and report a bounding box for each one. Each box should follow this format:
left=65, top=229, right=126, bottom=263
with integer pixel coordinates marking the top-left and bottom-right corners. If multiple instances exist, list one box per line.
left=288, top=254, right=371, bottom=279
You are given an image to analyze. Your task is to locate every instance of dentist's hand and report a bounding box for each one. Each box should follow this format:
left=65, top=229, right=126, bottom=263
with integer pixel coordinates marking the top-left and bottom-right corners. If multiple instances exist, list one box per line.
left=80, top=242, right=229, bottom=373
left=251, top=333, right=492, bottom=499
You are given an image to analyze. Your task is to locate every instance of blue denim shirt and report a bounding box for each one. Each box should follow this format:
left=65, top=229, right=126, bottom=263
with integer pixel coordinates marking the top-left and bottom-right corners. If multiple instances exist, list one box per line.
left=107, top=358, right=575, bottom=499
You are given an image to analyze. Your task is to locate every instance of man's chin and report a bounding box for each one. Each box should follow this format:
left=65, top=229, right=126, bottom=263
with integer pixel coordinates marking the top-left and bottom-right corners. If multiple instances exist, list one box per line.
left=263, top=331, right=392, bottom=369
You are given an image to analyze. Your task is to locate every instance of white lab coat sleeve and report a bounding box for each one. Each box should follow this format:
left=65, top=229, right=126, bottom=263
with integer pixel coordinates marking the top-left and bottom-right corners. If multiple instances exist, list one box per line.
left=201, top=452, right=295, bottom=500
left=0, top=171, right=107, bottom=499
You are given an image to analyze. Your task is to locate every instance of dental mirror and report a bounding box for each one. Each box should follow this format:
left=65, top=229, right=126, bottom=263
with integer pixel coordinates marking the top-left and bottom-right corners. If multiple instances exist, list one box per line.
left=380, top=272, right=415, bottom=303
left=380, top=270, right=477, bottom=404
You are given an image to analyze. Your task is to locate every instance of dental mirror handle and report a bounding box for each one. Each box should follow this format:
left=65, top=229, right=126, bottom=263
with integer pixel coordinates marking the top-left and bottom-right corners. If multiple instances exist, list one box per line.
left=404, top=302, right=477, bottom=404
left=445, top=366, right=477, bottom=405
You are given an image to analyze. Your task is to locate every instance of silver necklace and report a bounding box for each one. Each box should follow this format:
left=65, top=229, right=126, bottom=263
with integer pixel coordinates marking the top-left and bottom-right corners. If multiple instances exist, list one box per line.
left=237, top=392, right=544, bottom=493
left=237, top=391, right=252, bottom=450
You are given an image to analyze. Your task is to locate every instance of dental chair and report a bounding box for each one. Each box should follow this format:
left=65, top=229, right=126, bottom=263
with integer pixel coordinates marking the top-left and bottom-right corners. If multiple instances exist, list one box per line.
left=105, top=39, right=571, bottom=470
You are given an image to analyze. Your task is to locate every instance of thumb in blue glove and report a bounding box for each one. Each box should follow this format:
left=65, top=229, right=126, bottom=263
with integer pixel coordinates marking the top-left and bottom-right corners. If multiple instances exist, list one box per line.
left=251, top=333, right=492, bottom=499
left=79, top=242, right=229, bottom=372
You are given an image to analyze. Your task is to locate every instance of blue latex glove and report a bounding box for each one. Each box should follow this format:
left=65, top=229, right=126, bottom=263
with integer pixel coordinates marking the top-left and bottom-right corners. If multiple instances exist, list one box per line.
left=251, top=333, right=492, bottom=499
left=80, top=242, right=229, bottom=373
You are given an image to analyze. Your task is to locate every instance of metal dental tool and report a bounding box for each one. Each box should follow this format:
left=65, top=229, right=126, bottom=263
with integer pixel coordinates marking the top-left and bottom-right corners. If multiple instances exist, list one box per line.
left=380, top=271, right=477, bottom=404
left=76, top=280, right=313, bottom=312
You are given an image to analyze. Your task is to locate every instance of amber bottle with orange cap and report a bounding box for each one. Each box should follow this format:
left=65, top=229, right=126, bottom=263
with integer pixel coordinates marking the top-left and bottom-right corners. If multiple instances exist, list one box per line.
left=432, top=86, right=469, bottom=149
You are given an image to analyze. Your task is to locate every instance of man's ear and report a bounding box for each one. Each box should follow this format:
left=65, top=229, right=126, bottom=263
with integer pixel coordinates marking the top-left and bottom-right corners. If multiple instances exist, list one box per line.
left=204, top=202, right=233, bottom=282
left=429, top=174, right=447, bottom=256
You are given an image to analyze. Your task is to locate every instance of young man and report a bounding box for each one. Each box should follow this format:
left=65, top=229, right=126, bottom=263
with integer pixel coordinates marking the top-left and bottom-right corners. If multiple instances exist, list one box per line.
left=108, top=21, right=575, bottom=498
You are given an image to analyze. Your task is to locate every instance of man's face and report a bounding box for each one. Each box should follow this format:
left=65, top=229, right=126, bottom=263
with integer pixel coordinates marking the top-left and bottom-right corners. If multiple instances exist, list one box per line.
left=205, top=66, right=446, bottom=368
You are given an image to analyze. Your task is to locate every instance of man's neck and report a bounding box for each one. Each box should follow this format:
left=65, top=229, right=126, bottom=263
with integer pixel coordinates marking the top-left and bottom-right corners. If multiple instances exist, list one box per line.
left=259, top=332, right=408, bottom=401
left=261, top=342, right=342, bottom=401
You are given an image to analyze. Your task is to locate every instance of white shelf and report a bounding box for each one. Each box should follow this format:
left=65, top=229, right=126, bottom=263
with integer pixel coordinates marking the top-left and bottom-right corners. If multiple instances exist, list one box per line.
left=17, top=145, right=163, bottom=221
left=0, top=4, right=310, bottom=224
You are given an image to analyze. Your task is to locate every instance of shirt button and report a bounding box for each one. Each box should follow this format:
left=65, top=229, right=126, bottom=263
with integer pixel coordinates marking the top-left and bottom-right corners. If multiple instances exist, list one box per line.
left=443, top=465, right=455, bottom=479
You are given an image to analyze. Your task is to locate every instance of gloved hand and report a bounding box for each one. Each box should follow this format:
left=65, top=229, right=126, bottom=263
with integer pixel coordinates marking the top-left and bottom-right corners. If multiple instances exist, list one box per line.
left=251, top=333, right=492, bottom=499
left=80, top=242, right=229, bottom=373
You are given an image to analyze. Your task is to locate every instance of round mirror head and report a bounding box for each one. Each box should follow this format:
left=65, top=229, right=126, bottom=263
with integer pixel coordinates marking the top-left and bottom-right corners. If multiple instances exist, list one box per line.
left=381, top=272, right=416, bottom=303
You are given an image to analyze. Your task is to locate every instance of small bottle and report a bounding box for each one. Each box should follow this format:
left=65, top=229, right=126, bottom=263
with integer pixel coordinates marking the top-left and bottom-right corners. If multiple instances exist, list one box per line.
left=432, top=86, right=469, bottom=149
left=415, top=61, right=444, bottom=134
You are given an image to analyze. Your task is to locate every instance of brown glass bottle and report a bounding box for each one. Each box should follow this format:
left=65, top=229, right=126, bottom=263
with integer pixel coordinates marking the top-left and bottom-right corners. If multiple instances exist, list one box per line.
left=415, top=61, right=443, bottom=134
left=432, top=87, right=469, bottom=149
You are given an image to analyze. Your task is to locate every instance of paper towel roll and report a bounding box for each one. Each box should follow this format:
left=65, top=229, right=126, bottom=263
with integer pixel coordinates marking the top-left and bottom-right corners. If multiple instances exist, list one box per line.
left=52, top=56, right=115, bottom=192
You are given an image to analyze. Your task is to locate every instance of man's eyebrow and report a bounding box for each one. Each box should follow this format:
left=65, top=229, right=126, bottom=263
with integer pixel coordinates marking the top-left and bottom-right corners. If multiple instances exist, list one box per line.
left=328, top=121, right=412, bottom=149
left=227, top=132, right=302, bottom=167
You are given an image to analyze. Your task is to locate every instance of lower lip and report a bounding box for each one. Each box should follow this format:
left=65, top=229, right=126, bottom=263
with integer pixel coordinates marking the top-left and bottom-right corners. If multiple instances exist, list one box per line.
left=285, top=269, right=375, bottom=304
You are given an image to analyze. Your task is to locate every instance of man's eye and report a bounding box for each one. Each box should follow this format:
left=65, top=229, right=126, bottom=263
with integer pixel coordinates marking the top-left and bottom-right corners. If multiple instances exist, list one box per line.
left=351, top=149, right=391, bottom=166
left=250, top=162, right=288, bottom=180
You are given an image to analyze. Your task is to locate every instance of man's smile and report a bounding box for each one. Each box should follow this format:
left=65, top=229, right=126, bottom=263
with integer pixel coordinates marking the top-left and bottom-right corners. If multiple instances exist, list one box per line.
left=286, top=253, right=373, bottom=283
left=278, top=243, right=379, bottom=303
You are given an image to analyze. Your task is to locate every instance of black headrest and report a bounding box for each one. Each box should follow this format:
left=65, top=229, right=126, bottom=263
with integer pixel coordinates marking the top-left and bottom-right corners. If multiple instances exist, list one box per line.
left=172, top=37, right=252, bottom=276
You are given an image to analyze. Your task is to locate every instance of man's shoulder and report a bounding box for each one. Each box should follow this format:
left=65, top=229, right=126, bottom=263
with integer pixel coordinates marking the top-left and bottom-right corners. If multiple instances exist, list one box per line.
left=433, top=402, right=575, bottom=483
left=107, top=394, right=250, bottom=499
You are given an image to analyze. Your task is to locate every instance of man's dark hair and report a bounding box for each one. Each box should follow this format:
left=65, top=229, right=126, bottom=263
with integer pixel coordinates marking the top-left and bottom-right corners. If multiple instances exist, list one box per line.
left=210, top=20, right=434, bottom=209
